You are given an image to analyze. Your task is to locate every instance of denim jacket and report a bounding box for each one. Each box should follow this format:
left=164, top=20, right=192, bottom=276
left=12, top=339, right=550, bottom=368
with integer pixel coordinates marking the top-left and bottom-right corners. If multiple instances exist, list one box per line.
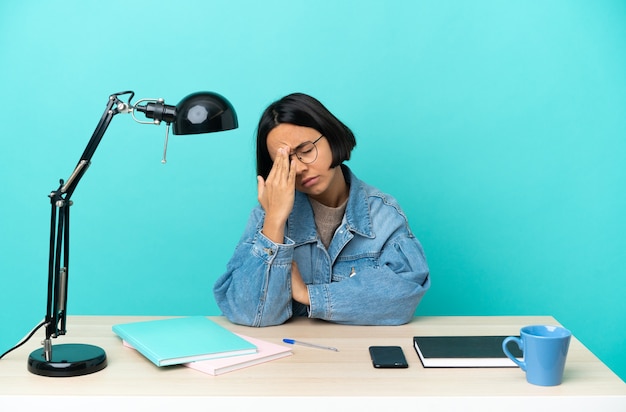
left=213, top=166, right=430, bottom=327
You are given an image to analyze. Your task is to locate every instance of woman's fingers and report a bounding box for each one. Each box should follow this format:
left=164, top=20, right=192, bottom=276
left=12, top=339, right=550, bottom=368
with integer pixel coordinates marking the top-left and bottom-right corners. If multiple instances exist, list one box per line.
left=258, top=147, right=296, bottom=217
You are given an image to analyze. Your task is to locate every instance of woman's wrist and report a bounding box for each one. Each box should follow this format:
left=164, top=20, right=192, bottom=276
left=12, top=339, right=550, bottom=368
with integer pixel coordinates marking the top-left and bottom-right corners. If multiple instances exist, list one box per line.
left=261, top=219, right=285, bottom=244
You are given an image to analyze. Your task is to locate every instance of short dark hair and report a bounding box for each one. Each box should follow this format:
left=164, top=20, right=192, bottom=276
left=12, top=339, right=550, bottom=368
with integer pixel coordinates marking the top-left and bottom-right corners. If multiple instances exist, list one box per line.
left=256, top=93, right=356, bottom=178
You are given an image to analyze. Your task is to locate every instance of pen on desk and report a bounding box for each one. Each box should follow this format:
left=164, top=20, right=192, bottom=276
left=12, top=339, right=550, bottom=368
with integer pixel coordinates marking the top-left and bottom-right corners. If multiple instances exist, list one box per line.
left=282, top=338, right=339, bottom=352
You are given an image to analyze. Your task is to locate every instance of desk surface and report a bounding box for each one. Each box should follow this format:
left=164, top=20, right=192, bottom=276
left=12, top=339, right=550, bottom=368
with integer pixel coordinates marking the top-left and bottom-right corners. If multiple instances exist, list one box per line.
left=1, top=315, right=625, bottom=411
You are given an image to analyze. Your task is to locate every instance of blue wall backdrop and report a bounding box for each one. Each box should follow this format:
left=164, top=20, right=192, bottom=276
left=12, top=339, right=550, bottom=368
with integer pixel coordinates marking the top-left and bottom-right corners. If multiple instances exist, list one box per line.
left=1, top=1, right=624, bottom=381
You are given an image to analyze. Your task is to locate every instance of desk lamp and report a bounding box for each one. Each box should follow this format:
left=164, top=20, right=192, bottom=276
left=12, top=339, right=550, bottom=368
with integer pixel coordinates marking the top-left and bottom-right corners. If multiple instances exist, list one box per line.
left=26, top=90, right=238, bottom=377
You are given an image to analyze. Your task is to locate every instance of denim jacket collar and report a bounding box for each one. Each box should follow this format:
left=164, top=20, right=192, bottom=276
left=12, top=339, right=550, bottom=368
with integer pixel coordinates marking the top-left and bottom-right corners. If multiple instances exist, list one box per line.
left=286, top=165, right=374, bottom=244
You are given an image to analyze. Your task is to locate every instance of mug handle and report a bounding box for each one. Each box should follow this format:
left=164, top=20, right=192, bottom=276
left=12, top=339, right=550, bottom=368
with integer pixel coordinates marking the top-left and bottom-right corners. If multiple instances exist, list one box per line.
left=502, top=336, right=526, bottom=370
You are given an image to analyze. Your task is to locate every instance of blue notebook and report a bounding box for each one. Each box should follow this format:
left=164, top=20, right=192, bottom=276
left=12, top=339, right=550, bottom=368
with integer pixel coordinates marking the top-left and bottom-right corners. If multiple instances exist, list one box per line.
left=112, top=316, right=257, bottom=367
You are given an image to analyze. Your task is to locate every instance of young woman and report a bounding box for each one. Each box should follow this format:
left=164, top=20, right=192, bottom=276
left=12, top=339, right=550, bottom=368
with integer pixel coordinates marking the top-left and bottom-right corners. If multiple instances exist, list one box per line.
left=213, top=93, right=430, bottom=326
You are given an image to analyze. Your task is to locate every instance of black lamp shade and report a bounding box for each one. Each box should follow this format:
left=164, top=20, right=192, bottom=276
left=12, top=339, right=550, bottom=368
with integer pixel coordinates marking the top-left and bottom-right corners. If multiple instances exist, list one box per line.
left=173, top=92, right=238, bottom=135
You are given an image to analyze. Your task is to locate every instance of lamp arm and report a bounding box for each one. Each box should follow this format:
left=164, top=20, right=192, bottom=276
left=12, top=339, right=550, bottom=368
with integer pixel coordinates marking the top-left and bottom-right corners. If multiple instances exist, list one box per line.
left=62, top=91, right=134, bottom=199
left=42, top=91, right=134, bottom=358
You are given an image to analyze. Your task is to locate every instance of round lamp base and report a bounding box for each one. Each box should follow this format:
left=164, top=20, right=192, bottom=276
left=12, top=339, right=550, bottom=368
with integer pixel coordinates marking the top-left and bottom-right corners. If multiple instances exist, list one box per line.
left=28, top=343, right=107, bottom=377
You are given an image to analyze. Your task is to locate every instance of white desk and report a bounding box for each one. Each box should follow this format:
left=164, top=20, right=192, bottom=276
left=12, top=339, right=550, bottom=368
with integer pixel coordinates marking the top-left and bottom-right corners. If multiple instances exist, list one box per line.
left=1, top=315, right=624, bottom=411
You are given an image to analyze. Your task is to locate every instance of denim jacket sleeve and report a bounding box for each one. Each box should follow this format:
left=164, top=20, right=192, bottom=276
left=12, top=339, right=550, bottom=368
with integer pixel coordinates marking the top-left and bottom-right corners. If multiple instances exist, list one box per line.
left=213, top=206, right=298, bottom=327
left=307, top=230, right=430, bottom=325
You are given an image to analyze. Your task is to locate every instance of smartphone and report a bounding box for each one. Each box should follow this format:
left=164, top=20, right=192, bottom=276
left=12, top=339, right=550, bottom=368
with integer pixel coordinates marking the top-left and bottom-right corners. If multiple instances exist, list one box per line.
left=369, top=346, right=409, bottom=368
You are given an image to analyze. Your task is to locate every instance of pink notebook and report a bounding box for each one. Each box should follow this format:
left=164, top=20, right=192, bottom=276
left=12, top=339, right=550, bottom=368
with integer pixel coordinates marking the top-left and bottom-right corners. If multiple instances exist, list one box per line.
left=123, top=334, right=291, bottom=375
left=185, top=334, right=292, bottom=375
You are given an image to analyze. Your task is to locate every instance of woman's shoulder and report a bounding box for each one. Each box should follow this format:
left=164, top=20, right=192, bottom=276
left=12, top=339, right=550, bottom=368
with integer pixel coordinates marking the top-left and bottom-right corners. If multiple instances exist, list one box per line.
left=347, top=169, right=411, bottom=228
left=349, top=169, right=402, bottom=208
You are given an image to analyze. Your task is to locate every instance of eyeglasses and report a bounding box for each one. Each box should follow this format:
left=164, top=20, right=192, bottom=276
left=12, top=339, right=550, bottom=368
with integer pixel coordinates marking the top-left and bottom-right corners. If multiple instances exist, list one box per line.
left=289, top=135, right=324, bottom=164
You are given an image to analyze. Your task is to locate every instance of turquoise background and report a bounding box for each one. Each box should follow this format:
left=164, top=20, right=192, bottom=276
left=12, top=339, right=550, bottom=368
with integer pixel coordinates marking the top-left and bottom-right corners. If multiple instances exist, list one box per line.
left=1, top=1, right=624, bottom=382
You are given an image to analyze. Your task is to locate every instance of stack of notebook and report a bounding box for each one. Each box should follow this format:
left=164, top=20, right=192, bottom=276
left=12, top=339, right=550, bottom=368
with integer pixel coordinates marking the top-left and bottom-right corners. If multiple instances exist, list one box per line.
left=112, top=316, right=292, bottom=375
